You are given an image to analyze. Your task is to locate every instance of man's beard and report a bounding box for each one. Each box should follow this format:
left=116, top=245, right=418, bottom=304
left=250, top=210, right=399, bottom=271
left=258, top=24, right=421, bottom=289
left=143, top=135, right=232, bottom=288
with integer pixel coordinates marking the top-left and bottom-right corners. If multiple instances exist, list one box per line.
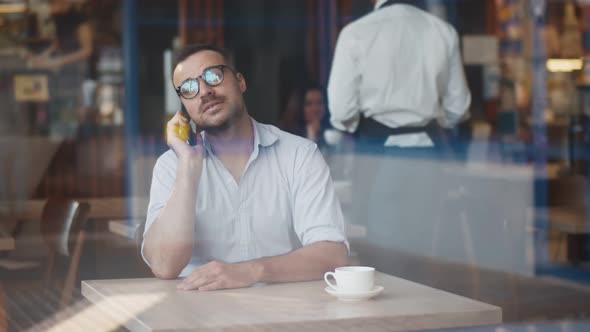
left=198, top=108, right=237, bottom=134
left=200, top=119, right=231, bottom=134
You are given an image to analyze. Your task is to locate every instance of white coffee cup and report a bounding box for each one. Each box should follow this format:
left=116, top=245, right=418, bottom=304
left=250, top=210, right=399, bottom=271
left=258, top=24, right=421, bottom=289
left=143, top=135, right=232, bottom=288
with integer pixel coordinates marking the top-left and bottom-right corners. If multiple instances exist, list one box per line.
left=324, top=266, right=375, bottom=292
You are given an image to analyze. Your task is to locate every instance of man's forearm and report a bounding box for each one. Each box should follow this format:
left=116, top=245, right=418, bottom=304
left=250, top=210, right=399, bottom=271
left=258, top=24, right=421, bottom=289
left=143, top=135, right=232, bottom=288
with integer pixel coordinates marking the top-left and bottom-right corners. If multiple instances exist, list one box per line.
left=252, top=241, right=349, bottom=283
left=144, top=158, right=201, bottom=278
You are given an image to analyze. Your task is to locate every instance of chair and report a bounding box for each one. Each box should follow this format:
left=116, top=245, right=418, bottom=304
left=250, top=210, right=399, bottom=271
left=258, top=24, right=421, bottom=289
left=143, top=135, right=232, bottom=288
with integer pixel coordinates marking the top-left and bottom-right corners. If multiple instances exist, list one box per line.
left=431, top=185, right=481, bottom=298
left=40, top=198, right=91, bottom=306
left=134, top=219, right=154, bottom=277
left=0, top=198, right=90, bottom=330
left=546, top=175, right=589, bottom=262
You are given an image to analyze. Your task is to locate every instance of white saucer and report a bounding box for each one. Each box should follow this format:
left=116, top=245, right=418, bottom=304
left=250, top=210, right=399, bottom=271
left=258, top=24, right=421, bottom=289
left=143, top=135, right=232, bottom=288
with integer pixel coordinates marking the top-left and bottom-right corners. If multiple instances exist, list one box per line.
left=324, top=285, right=384, bottom=301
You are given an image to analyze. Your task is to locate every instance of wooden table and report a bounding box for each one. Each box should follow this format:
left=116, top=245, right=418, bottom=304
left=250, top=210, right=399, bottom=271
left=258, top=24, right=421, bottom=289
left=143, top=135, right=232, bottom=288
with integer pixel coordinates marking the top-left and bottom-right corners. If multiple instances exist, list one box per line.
left=82, top=272, right=501, bottom=332
left=0, top=197, right=148, bottom=223
left=0, top=197, right=148, bottom=250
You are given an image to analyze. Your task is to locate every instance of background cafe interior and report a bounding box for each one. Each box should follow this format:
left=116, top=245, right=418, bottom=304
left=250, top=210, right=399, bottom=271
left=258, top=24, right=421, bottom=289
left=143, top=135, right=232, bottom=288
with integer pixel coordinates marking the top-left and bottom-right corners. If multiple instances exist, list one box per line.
left=0, top=0, right=590, bottom=331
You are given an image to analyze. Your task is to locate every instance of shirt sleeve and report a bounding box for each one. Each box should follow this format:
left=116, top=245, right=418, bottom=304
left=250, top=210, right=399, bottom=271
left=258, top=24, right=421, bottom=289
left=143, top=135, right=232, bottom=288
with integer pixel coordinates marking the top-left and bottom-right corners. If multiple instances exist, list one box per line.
left=291, top=144, right=349, bottom=251
left=140, top=151, right=178, bottom=267
left=328, top=26, right=362, bottom=134
left=441, top=28, right=471, bottom=127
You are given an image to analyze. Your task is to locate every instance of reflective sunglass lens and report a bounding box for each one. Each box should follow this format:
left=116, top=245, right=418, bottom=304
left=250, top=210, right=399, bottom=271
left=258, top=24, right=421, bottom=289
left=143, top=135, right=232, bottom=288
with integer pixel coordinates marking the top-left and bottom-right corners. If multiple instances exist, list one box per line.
left=204, top=68, right=223, bottom=85
left=181, top=80, right=199, bottom=98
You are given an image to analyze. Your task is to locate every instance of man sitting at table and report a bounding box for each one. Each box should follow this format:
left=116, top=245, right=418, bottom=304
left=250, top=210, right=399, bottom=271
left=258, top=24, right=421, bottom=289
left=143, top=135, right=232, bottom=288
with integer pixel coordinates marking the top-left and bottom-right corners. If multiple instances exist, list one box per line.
left=142, top=44, right=349, bottom=291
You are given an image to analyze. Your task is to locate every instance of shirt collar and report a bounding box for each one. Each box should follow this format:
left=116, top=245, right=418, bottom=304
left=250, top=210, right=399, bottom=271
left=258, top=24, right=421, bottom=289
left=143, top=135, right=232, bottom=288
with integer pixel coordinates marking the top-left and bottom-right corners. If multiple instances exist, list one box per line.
left=250, top=117, right=278, bottom=161
left=201, top=117, right=278, bottom=156
left=374, top=0, right=389, bottom=10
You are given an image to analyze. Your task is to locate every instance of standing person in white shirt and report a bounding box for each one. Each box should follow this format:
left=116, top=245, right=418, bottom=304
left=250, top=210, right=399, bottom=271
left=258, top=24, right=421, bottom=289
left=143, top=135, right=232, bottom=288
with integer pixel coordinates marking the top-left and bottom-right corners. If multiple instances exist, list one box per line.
left=142, top=44, right=348, bottom=290
left=327, top=0, right=471, bottom=247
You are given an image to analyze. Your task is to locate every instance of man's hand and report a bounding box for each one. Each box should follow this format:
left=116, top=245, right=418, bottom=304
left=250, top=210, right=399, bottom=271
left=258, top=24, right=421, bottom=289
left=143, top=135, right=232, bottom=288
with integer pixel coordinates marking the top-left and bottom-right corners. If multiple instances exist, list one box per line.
left=166, top=111, right=204, bottom=162
left=177, top=261, right=262, bottom=291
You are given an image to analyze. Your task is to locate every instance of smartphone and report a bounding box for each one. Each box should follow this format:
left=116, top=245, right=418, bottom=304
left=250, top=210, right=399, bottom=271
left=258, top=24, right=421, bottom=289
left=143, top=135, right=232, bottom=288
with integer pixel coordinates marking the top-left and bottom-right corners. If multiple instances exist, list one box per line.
left=179, top=104, right=197, bottom=146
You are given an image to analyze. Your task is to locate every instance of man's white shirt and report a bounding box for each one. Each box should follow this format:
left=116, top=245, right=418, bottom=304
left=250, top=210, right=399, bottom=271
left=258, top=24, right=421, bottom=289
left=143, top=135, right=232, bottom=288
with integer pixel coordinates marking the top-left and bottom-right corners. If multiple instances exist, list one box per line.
left=141, top=118, right=348, bottom=277
left=328, top=2, right=471, bottom=147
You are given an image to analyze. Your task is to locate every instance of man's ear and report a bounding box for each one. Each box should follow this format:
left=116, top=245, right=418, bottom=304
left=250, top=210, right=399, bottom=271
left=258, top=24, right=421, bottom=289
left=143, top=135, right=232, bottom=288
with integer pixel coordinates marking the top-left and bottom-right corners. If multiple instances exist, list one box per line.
left=236, top=72, right=247, bottom=93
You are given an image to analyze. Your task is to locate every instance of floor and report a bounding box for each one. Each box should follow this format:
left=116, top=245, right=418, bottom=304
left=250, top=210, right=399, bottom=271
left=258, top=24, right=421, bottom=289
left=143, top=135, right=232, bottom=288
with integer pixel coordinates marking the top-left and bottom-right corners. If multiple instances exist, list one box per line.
left=352, top=240, right=590, bottom=323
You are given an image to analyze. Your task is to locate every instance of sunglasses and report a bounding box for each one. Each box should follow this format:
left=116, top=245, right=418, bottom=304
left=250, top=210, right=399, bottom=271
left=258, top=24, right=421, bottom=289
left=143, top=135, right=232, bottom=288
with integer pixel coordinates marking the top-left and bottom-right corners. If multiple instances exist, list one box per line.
left=175, top=64, right=231, bottom=99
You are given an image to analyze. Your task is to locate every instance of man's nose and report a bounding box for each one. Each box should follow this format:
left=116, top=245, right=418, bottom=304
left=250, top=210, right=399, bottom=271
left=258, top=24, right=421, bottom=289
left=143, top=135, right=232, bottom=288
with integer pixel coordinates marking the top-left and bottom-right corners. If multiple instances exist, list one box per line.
left=200, top=81, right=215, bottom=98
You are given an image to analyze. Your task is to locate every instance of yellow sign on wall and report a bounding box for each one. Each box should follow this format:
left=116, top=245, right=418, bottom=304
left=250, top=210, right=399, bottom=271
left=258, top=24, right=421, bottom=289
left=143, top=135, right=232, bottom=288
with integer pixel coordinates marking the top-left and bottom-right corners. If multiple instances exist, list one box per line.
left=13, top=74, right=49, bottom=102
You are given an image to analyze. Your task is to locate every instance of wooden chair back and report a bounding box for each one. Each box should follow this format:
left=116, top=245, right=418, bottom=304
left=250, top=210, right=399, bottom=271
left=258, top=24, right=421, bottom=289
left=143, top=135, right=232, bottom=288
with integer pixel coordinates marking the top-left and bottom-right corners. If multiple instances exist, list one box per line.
left=40, top=198, right=90, bottom=307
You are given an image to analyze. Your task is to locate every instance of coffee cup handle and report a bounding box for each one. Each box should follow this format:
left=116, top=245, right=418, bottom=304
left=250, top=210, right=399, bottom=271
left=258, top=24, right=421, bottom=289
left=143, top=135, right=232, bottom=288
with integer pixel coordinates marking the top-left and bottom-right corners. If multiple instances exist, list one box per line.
left=324, top=272, right=338, bottom=290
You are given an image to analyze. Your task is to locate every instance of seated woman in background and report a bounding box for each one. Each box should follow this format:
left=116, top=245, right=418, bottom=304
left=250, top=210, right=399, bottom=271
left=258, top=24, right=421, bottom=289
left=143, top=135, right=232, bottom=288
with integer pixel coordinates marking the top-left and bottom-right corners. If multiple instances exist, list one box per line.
left=280, top=83, right=329, bottom=145
left=302, top=84, right=327, bottom=143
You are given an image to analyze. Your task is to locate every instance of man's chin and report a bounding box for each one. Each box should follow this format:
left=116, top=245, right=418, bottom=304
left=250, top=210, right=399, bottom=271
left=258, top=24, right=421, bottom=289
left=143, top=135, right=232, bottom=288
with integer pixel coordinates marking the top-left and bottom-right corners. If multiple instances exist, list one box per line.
left=198, top=108, right=244, bottom=133
left=200, top=120, right=230, bottom=134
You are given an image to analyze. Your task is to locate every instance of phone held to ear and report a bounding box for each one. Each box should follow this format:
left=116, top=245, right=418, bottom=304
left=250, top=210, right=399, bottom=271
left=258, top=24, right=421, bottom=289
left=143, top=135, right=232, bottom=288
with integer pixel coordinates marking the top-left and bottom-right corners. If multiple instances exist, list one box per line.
left=175, top=105, right=197, bottom=146
left=175, top=122, right=190, bottom=141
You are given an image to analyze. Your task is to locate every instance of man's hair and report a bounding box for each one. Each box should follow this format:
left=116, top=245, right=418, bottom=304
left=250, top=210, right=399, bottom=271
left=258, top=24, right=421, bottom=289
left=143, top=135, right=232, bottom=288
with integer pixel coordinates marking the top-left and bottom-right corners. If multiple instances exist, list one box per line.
left=171, top=44, right=231, bottom=80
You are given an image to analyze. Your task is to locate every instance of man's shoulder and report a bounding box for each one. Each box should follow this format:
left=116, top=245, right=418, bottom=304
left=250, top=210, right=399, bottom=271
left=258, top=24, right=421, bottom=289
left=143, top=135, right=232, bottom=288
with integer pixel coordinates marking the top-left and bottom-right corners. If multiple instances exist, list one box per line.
left=401, top=5, right=458, bottom=37
left=256, top=121, right=317, bottom=152
left=418, top=8, right=457, bottom=34
left=339, top=5, right=417, bottom=36
left=346, top=4, right=456, bottom=34
left=340, top=11, right=377, bottom=34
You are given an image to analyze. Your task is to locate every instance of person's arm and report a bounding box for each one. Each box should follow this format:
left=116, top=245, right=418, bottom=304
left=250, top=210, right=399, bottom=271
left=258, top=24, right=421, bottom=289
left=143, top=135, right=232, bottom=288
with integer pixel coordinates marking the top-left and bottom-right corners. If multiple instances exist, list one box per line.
left=38, top=41, right=58, bottom=58
left=54, top=22, right=93, bottom=68
left=178, top=144, right=349, bottom=291
left=257, top=241, right=348, bottom=282
left=178, top=241, right=347, bottom=291
left=441, top=28, right=471, bottom=128
left=31, top=22, right=93, bottom=71
left=328, top=27, right=362, bottom=133
left=143, top=112, right=205, bottom=279
left=27, top=40, right=57, bottom=66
